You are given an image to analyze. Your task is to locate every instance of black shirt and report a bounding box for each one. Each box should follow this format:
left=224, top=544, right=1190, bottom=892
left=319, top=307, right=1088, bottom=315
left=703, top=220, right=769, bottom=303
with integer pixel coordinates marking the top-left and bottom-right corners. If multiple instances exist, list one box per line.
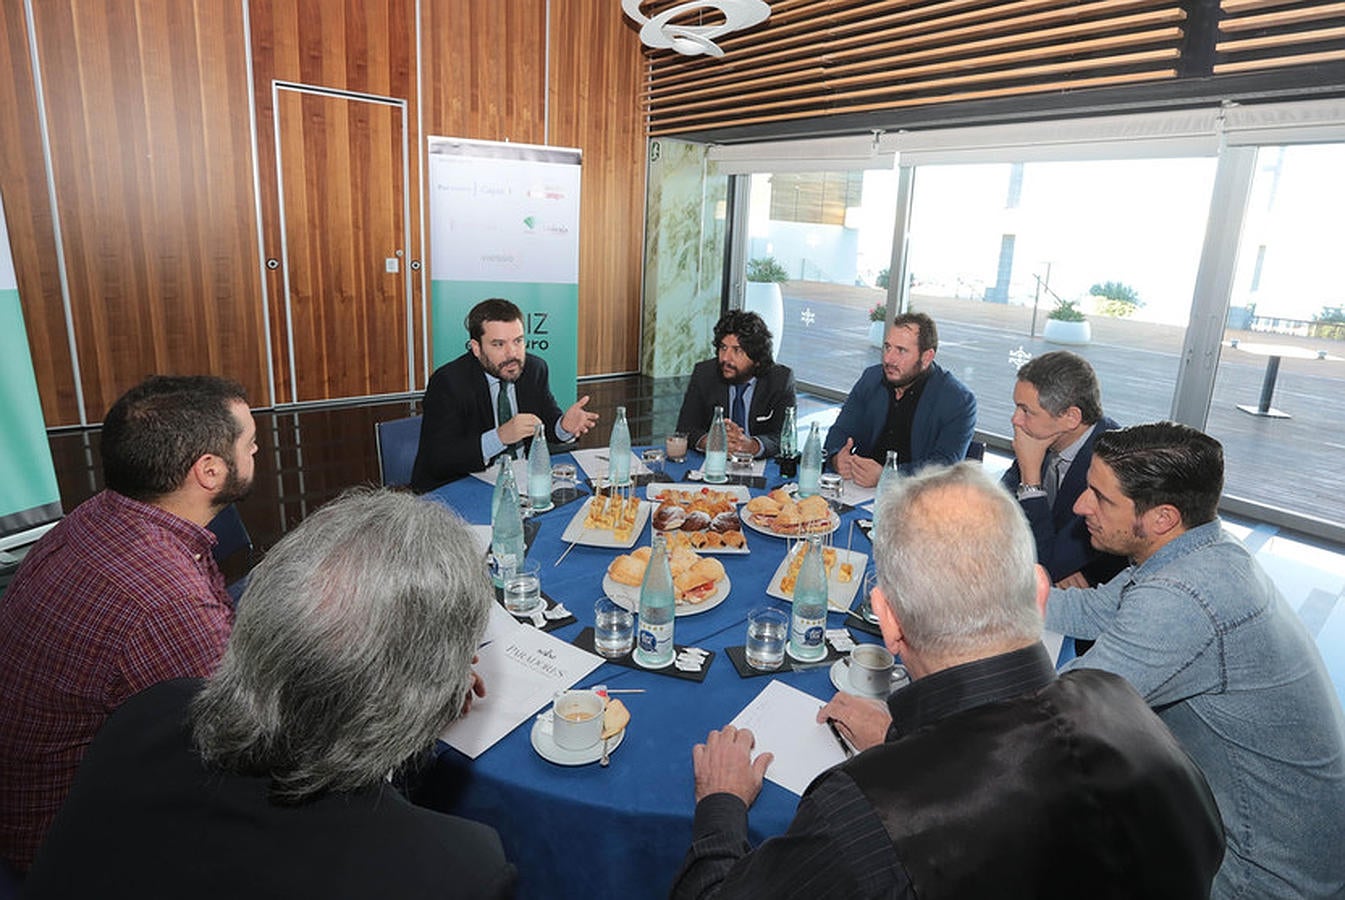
left=871, top=369, right=930, bottom=465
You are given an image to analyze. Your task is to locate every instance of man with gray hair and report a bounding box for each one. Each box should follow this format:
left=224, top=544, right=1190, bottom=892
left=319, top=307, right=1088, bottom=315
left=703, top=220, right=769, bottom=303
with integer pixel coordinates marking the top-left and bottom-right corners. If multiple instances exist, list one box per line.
left=1002, top=350, right=1126, bottom=588
left=672, top=463, right=1223, bottom=898
left=25, top=490, right=515, bottom=898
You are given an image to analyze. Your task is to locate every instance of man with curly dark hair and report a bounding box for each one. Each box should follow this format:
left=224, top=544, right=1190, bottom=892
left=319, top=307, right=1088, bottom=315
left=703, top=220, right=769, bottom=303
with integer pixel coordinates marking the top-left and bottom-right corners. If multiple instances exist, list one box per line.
left=676, top=310, right=797, bottom=458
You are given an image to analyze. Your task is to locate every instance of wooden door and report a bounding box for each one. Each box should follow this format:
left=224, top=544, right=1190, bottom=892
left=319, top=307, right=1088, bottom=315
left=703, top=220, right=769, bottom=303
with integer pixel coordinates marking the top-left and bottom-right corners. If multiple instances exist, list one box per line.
left=276, top=86, right=411, bottom=402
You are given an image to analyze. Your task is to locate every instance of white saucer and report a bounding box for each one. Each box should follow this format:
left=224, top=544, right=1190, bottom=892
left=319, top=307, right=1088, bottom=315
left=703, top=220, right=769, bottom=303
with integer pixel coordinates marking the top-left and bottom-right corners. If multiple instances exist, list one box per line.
left=530, top=717, right=626, bottom=766
left=829, top=658, right=908, bottom=699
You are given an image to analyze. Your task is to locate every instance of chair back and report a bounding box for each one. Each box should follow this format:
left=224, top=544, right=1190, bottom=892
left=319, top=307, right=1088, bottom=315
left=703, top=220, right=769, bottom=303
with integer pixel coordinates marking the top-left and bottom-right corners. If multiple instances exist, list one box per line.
left=208, top=504, right=254, bottom=603
left=376, top=415, right=423, bottom=487
left=966, top=440, right=986, bottom=462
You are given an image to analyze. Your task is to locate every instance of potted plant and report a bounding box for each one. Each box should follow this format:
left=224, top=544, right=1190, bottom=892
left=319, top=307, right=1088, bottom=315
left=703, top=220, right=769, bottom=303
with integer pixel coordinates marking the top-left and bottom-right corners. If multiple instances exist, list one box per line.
left=868, top=302, right=887, bottom=347
left=744, top=256, right=788, bottom=345
left=1043, top=298, right=1091, bottom=345
left=1089, top=281, right=1143, bottom=318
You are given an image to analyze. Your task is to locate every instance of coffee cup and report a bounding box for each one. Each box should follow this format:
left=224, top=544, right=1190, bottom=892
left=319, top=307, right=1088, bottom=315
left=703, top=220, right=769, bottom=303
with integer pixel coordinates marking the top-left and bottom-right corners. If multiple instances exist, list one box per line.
left=551, top=690, right=604, bottom=750
left=848, top=644, right=896, bottom=696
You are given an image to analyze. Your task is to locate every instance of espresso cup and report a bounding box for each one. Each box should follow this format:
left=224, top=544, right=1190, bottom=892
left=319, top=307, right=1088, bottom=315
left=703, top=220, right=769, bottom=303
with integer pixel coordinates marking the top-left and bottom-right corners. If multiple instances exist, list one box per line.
left=848, top=643, right=896, bottom=696
left=551, top=690, right=604, bottom=750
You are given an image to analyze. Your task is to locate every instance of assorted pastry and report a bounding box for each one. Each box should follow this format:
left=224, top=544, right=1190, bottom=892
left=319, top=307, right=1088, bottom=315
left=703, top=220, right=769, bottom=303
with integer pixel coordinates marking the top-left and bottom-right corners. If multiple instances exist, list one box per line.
left=606, top=544, right=728, bottom=606
left=651, top=487, right=744, bottom=547
left=583, top=487, right=643, bottom=542
left=778, top=540, right=855, bottom=595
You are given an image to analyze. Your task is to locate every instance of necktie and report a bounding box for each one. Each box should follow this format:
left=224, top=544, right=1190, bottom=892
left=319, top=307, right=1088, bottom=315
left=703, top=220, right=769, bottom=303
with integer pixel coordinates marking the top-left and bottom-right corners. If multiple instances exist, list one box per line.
left=1045, top=453, right=1066, bottom=506
left=497, top=383, right=516, bottom=458
left=731, top=384, right=748, bottom=431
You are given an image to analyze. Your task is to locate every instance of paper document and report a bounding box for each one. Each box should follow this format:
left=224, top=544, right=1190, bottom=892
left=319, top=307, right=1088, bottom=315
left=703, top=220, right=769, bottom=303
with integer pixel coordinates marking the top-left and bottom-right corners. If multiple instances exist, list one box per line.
left=836, top=479, right=876, bottom=508
left=471, top=457, right=529, bottom=489
left=570, top=447, right=650, bottom=483
left=440, top=604, right=603, bottom=758
left=730, top=680, right=849, bottom=796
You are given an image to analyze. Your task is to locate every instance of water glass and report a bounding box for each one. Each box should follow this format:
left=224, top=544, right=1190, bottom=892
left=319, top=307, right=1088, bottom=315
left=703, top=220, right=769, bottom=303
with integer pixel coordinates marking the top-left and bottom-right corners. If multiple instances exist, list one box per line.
left=818, top=472, right=844, bottom=504
left=551, top=463, right=578, bottom=502
left=594, top=597, right=635, bottom=658
left=665, top=432, right=689, bottom=462
left=745, top=606, right=789, bottom=671
left=642, top=448, right=666, bottom=479
left=729, top=450, right=755, bottom=473
left=503, top=560, right=543, bottom=615
left=861, top=569, right=882, bottom=624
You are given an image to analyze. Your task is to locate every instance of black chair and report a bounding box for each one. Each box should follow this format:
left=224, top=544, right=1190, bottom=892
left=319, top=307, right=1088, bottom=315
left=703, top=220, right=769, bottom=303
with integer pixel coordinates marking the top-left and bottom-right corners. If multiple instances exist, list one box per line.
left=376, top=415, right=423, bottom=487
left=966, top=440, right=986, bottom=462
left=207, top=504, right=253, bottom=603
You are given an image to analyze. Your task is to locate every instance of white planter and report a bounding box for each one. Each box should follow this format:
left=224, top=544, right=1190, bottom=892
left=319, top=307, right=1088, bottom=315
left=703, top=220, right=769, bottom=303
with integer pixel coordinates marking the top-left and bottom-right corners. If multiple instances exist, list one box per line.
left=1043, top=319, right=1091, bottom=345
left=744, top=281, right=785, bottom=345
left=868, top=320, right=885, bottom=347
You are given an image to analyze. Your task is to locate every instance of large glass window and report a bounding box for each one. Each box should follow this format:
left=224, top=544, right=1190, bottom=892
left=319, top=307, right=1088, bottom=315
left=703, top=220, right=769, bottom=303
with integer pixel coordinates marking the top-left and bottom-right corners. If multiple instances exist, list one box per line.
left=902, top=157, right=1219, bottom=444
left=740, top=169, right=897, bottom=395
left=1207, top=144, right=1345, bottom=527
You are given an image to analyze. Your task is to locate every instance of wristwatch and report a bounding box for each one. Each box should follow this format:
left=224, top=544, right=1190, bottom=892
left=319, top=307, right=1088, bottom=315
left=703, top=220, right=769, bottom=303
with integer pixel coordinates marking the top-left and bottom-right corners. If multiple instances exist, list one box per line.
left=1016, top=483, right=1045, bottom=500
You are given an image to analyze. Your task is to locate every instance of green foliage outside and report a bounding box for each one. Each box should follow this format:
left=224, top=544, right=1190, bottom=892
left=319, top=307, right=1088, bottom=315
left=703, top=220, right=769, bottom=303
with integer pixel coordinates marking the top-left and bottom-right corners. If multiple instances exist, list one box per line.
left=746, top=257, right=789, bottom=283
left=869, top=303, right=887, bottom=322
left=1048, top=298, right=1086, bottom=322
left=1089, top=280, right=1143, bottom=318
left=1313, top=305, right=1345, bottom=340
left=1316, top=305, right=1345, bottom=325
left=875, top=268, right=890, bottom=289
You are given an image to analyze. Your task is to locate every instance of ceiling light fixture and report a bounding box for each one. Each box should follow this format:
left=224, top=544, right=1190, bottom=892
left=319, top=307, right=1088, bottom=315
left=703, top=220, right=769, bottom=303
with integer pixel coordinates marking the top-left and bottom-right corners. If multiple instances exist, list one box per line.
left=621, top=0, right=771, bottom=58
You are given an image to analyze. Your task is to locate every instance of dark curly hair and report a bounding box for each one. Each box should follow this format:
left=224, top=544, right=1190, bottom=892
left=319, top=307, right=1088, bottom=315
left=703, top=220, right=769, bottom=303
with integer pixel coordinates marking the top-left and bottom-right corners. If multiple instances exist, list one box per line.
left=713, top=310, right=774, bottom=373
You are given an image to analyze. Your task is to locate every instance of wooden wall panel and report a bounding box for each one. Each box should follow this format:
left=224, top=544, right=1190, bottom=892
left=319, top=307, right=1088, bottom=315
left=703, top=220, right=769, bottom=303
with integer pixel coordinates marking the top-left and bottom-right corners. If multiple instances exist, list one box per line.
left=0, top=1, right=79, bottom=425
left=249, top=0, right=418, bottom=402
left=421, top=0, right=548, bottom=143
left=23, top=0, right=266, bottom=420
left=549, top=1, right=647, bottom=376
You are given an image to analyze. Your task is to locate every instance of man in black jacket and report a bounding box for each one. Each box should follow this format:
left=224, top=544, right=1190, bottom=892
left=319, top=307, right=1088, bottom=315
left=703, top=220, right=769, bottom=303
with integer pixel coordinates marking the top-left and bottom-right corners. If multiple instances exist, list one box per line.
left=673, top=463, right=1224, bottom=899
left=411, top=298, right=598, bottom=492
left=675, top=310, right=796, bottom=458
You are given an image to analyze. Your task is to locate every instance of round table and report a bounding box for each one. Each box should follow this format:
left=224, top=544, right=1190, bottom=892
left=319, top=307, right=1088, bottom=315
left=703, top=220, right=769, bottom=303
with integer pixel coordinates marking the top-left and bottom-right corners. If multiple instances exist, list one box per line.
left=415, top=451, right=879, bottom=899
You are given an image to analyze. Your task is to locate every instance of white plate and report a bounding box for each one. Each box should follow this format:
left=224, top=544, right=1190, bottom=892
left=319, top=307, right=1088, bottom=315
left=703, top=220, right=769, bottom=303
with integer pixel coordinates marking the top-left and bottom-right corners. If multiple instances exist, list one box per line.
left=767, top=546, right=867, bottom=613
left=829, top=658, right=908, bottom=699
left=560, top=497, right=652, bottom=549
left=644, top=483, right=751, bottom=504
left=601, top=573, right=732, bottom=617
left=741, top=508, right=841, bottom=539
left=530, top=716, right=627, bottom=766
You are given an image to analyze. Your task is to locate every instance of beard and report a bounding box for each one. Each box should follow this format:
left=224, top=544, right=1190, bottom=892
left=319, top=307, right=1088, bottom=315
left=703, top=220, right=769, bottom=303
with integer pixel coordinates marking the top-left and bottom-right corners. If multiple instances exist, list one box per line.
left=720, top=360, right=756, bottom=385
left=481, top=356, right=524, bottom=382
left=215, top=458, right=254, bottom=507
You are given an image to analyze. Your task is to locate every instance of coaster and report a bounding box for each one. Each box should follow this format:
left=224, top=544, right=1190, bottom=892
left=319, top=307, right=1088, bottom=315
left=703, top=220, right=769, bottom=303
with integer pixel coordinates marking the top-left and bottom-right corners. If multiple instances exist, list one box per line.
left=723, top=641, right=847, bottom=678
left=572, top=627, right=713, bottom=683
left=494, top=589, right=576, bottom=633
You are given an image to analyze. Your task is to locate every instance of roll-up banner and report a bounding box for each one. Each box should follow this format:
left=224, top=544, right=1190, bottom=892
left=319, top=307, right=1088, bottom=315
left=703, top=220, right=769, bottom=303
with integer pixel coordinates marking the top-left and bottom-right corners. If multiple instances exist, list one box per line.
left=426, top=138, right=582, bottom=407
left=0, top=197, right=62, bottom=546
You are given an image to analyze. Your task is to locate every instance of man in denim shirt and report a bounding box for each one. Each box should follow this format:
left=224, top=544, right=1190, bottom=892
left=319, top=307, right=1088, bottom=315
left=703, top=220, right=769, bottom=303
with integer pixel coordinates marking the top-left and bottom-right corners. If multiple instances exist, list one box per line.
left=1046, top=422, right=1345, bottom=898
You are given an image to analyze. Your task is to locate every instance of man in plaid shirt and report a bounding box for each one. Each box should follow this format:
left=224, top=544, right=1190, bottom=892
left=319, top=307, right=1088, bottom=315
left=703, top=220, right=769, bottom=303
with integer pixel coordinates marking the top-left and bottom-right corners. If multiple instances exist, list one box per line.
left=0, top=375, right=256, bottom=875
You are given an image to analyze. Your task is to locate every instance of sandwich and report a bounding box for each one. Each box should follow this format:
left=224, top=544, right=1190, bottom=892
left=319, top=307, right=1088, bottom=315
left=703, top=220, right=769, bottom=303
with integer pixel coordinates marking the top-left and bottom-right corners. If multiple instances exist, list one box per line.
left=674, top=557, right=725, bottom=603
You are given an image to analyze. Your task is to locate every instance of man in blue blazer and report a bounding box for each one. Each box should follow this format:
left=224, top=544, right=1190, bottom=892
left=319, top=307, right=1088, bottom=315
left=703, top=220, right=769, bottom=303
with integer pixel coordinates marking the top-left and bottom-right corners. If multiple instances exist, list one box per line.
left=411, top=298, right=598, bottom=493
left=1000, top=350, right=1127, bottom=588
left=676, top=310, right=797, bottom=458
left=823, top=313, right=976, bottom=486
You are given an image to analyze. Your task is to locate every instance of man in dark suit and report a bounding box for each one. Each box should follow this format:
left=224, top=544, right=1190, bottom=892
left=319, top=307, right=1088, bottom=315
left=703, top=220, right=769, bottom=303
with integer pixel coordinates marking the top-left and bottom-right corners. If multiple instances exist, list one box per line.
left=411, top=298, right=598, bottom=492
left=676, top=310, right=796, bottom=458
left=822, top=312, right=976, bottom=485
left=25, top=490, right=516, bottom=899
left=1001, top=351, right=1127, bottom=588
left=673, top=464, right=1224, bottom=899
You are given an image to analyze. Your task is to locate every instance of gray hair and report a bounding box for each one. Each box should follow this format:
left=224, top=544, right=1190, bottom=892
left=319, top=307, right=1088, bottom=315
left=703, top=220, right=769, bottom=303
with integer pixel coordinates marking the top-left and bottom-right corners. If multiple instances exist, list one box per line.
left=872, top=463, right=1041, bottom=659
left=1016, top=351, right=1102, bottom=424
left=191, top=489, right=492, bottom=803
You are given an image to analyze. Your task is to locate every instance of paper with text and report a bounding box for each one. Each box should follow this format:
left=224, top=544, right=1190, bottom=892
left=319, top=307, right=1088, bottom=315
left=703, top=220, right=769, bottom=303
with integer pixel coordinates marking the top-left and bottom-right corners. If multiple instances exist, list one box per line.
left=570, top=447, right=651, bottom=483
left=440, top=604, right=603, bottom=758
left=730, top=680, right=848, bottom=796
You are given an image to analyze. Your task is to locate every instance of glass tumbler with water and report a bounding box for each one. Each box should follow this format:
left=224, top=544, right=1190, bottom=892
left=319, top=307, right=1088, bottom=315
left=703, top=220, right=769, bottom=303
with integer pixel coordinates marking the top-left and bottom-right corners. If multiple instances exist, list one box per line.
left=594, top=597, right=635, bottom=658
left=503, top=560, right=542, bottom=615
left=746, top=606, right=788, bottom=670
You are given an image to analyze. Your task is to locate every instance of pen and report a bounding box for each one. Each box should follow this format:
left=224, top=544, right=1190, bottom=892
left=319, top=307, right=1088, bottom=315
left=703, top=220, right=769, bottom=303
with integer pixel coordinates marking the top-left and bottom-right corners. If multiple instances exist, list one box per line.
left=825, top=717, right=855, bottom=759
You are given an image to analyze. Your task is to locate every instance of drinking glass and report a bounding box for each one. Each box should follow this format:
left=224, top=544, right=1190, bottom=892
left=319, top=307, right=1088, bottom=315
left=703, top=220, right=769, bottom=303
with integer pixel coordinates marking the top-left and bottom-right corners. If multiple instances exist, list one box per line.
left=594, top=597, right=635, bottom=658
left=551, top=463, right=578, bottom=503
left=745, top=606, right=788, bottom=670
left=641, top=448, right=666, bottom=479
left=665, top=432, right=689, bottom=462
left=503, top=560, right=543, bottom=615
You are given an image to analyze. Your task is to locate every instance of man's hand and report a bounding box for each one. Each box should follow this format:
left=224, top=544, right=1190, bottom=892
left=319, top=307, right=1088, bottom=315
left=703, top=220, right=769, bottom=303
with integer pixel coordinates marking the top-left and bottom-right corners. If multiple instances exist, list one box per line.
left=499, top=412, right=542, bottom=446
left=1055, top=570, right=1091, bottom=590
left=848, top=455, right=882, bottom=489
left=460, top=657, right=487, bottom=717
left=561, top=396, right=599, bottom=438
left=692, top=725, right=772, bottom=805
left=724, top=421, right=762, bottom=457
left=1011, top=425, right=1055, bottom=482
left=817, top=692, right=891, bottom=752
left=832, top=438, right=858, bottom=480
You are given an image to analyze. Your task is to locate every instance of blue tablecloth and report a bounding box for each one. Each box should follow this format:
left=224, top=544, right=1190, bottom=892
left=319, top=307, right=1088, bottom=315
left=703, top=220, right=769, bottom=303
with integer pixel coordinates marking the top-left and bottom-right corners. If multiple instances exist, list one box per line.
left=418, top=453, right=879, bottom=899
